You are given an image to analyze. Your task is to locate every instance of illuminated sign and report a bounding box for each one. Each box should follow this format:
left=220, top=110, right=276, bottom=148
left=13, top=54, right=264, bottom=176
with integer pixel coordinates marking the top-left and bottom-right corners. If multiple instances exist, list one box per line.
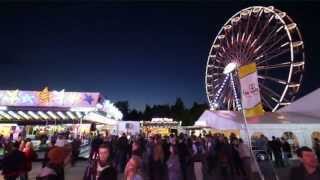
left=0, top=88, right=101, bottom=107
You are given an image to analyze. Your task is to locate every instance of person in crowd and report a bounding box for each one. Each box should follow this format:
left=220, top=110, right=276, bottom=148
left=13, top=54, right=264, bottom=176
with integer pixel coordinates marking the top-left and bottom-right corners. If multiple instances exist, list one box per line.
left=289, top=146, right=320, bottom=180
left=167, top=145, right=182, bottom=180
left=205, top=135, right=215, bottom=175
left=271, top=136, right=284, bottom=167
left=235, top=138, right=252, bottom=179
left=313, top=138, right=320, bottom=163
left=192, top=137, right=204, bottom=180
left=281, top=137, right=292, bottom=167
left=22, top=141, right=37, bottom=180
left=71, top=135, right=82, bottom=166
left=83, top=143, right=117, bottom=180
left=19, top=139, right=26, bottom=151
left=177, top=134, right=189, bottom=180
left=215, top=135, right=233, bottom=179
left=124, top=155, right=143, bottom=180
left=90, top=134, right=103, bottom=160
left=2, top=142, right=26, bottom=180
left=36, top=146, right=66, bottom=180
left=131, top=140, right=143, bottom=158
left=230, top=138, right=243, bottom=176
left=117, top=133, right=129, bottom=173
left=149, top=135, right=166, bottom=180
left=162, top=136, right=171, bottom=162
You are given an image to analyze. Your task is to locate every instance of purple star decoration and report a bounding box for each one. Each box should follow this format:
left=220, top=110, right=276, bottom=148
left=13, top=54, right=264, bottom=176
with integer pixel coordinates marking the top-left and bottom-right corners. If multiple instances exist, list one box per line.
left=84, top=94, right=94, bottom=105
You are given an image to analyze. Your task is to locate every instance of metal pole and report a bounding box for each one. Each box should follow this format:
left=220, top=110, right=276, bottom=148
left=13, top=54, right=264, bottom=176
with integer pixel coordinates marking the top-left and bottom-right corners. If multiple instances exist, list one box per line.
left=241, top=110, right=265, bottom=180
left=236, top=71, right=266, bottom=180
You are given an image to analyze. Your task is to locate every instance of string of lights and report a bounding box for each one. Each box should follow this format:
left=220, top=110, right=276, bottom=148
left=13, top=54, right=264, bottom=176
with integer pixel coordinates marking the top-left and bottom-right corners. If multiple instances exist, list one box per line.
left=212, top=74, right=230, bottom=109
left=230, top=73, right=242, bottom=110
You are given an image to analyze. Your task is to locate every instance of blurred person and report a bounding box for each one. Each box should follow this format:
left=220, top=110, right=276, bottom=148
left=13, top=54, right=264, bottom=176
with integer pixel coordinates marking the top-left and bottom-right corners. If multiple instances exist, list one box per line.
left=149, top=135, right=166, bottom=180
left=281, top=137, right=292, bottom=167
left=313, top=138, right=320, bottom=163
left=177, top=135, right=189, bottom=180
left=124, top=155, right=143, bottom=180
left=36, top=147, right=66, bottom=180
left=289, top=146, right=320, bottom=180
left=167, top=145, right=182, bottom=180
left=117, top=133, right=129, bottom=173
left=19, top=139, right=26, bottom=151
left=83, top=143, right=117, bottom=180
left=192, top=137, right=205, bottom=180
left=22, top=141, right=37, bottom=180
left=71, top=135, right=81, bottom=166
left=271, top=136, right=284, bottom=167
left=90, top=134, right=103, bottom=160
left=131, top=140, right=142, bottom=158
left=2, top=142, right=26, bottom=180
left=235, top=139, right=252, bottom=179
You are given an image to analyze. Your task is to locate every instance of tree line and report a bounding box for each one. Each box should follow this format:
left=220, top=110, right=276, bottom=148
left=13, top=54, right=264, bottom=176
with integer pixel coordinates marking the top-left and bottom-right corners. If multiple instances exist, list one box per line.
left=114, top=98, right=209, bottom=126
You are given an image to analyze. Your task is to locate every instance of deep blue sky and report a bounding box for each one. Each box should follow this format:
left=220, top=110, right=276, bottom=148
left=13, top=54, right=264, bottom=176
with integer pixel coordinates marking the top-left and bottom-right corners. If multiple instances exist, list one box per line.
left=0, top=2, right=319, bottom=110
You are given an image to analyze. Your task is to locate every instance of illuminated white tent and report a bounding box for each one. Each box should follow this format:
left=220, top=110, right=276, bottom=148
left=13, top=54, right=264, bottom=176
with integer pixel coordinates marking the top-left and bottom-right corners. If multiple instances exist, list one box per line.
left=278, top=88, right=320, bottom=118
left=195, top=109, right=320, bottom=147
left=195, top=110, right=241, bottom=130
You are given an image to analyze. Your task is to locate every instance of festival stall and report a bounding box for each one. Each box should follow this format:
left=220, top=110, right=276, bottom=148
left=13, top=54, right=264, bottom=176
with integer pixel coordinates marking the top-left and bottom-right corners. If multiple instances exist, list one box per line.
left=141, top=118, right=181, bottom=136
left=0, top=87, right=123, bottom=139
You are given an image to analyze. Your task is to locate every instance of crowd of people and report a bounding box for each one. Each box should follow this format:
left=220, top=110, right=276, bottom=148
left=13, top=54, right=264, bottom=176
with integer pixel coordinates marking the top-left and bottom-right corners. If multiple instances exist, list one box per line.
left=84, top=132, right=275, bottom=180
left=0, top=133, right=81, bottom=180
left=0, top=131, right=319, bottom=180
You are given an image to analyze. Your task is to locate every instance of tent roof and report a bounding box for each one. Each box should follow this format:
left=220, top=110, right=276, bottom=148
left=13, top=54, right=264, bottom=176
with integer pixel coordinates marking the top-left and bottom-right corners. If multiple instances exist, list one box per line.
left=195, top=110, right=320, bottom=129
left=195, top=110, right=241, bottom=130
left=278, top=88, right=320, bottom=118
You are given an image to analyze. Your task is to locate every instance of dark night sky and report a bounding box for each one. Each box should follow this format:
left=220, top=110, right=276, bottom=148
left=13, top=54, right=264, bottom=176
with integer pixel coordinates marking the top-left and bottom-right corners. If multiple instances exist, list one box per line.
left=0, top=1, right=319, bottom=110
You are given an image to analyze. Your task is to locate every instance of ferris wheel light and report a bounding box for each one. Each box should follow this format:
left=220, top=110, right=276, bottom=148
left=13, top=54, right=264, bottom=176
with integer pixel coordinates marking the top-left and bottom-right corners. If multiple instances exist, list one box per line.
left=223, top=62, right=237, bottom=74
left=213, top=103, right=219, bottom=109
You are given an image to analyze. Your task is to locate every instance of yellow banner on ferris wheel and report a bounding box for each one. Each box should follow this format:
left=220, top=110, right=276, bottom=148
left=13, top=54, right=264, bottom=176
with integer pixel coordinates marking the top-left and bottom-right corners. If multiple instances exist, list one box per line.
left=239, top=63, right=264, bottom=118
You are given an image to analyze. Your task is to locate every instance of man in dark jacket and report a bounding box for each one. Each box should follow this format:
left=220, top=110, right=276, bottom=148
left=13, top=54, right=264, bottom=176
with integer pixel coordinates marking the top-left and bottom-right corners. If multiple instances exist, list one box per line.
left=83, top=143, right=117, bottom=180
left=2, top=142, right=26, bottom=180
left=289, top=146, right=320, bottom=180
left=117, top=133, right=129, bottom=173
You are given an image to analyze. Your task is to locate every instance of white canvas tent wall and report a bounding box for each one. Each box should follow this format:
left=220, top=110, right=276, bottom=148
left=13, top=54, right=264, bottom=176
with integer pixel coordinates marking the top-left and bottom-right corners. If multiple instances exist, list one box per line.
left=195, top=110, right=320, bottom=147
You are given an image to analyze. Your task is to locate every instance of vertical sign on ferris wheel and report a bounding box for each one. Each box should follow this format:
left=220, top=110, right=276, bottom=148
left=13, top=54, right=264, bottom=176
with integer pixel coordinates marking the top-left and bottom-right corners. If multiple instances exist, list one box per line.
left=239, top=63, right=264, bottom=118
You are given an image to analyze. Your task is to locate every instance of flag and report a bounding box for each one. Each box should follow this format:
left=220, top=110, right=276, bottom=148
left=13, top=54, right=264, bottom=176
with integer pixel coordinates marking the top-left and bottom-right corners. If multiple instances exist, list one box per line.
left=239, top=63, right=264, bottom=118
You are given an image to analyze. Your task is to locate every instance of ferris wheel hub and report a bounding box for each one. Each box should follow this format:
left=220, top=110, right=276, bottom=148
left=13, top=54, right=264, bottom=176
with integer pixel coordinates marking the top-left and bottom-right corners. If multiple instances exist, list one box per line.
left=223, top=62, right=237, bottom=74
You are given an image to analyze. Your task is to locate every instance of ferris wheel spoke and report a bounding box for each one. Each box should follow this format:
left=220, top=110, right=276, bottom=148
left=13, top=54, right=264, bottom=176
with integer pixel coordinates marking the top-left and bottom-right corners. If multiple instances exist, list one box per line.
left=260, top=91, right=274, bottom=110
left=257, top=48, right=290, bottom=66
left=256, top=61, right=291, bottom=70
left=247, top=15, right=275, bottom=54
left=258, top=75, right=287, bottom=85
left=246, top=10, right=263, bottom=44
left=259, top=82, right=283, bottom=99
left=251, top=34, right=287, bottom=62
left=243, top=10, right=252, bottom=41
left=253, top=24, right=283, bottom=56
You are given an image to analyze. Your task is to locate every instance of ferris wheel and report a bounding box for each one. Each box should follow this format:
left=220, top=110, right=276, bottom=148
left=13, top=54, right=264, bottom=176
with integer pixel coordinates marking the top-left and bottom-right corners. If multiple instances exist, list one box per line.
left=205, top=6, right=305, bottom=112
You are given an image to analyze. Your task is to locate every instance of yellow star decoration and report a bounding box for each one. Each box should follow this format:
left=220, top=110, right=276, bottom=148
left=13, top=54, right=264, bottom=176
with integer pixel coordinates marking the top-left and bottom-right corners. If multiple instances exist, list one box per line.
left=39, top=87, right=50, bottom=105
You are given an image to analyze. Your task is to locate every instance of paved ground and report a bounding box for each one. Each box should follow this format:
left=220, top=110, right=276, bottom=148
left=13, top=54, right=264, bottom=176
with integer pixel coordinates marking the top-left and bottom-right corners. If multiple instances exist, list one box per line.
left=0, top=160, right=297, bottom=180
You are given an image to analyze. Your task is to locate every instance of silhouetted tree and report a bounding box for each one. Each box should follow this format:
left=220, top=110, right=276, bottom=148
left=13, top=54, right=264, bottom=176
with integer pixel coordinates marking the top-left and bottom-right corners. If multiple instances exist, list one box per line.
left=142, top=105, right=153, bottom=121
left=127, top=110, right=142, bottom=121
left=114, top=101, right=129, bottom=119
